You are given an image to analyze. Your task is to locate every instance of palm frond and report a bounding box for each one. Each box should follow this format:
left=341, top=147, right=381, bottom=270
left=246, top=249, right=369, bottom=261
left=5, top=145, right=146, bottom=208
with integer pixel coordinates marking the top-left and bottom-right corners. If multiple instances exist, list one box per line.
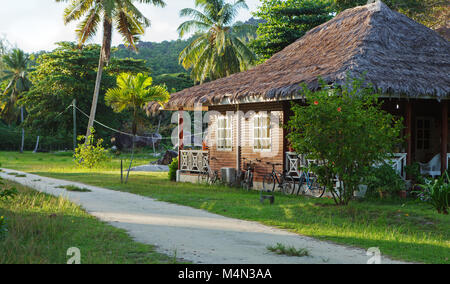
left=75, top=6, right=101, bottom=45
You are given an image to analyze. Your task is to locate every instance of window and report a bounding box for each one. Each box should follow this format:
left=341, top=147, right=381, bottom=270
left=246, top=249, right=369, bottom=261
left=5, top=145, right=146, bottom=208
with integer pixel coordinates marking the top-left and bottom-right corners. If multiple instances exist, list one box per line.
left=416, top=118, right=431, bottom=150
left=217, top=115, right=233, bottom=151
left=254, top=112, right=271, bottom=151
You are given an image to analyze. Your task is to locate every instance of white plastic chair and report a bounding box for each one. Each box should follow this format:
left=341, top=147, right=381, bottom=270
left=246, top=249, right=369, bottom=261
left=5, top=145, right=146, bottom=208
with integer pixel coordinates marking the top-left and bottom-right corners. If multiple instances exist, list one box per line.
left=419, top=154, right=441, bottom=177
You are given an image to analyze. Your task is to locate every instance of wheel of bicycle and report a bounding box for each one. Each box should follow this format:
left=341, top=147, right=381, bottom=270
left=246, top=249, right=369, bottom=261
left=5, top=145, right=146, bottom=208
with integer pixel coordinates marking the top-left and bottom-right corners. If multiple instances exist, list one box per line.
left=282, top=176, right=295, bottom=195
left=295, top=175, right=305, bottom=195
left=263, top=174, right=276, bottom=192
left=309, top=177, right=326, bottom=198
left=210, top=171, right=219, bottom=185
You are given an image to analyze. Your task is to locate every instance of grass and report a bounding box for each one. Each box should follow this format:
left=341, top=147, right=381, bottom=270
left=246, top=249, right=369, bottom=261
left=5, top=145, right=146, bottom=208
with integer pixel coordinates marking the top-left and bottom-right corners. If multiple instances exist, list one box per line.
left=0, top=178, right=175, bottom=264
left=267, top=243, right=310, bottom=257
left=1, top=151, right=449, bottom=264
left=56, top=185, right=92, bottom=192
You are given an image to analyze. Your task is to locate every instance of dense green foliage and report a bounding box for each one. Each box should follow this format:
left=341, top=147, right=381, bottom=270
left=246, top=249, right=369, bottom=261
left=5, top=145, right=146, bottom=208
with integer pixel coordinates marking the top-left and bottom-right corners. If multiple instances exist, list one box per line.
left=417, top=174, right=450, bottom=215
left=20, top=42, right=150, bottom=149
left=287, top=77, right=404, bottom=205
left=153, top=73, right=194, bottom=93
left=113, top=39, right=195, bottom=76
left=250, top=0, right=332, bottom=61
left=178, top=0, right=256, bottom=83
left=365, top=163, right=406, bottom=198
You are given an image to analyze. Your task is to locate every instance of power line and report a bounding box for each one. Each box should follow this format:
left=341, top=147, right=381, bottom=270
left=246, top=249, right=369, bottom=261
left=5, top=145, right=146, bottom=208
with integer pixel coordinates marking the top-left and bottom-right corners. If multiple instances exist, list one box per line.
left=73, top=104, right=202, bottom=141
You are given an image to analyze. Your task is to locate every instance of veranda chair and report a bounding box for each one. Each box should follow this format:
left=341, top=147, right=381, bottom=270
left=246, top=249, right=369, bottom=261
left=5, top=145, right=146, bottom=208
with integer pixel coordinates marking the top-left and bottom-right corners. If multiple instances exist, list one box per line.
left=419, top=154, right=441, bottom=177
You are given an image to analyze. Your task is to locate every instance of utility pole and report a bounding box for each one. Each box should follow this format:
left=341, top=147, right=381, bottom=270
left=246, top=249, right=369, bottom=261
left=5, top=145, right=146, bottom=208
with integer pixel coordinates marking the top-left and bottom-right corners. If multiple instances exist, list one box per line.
left=73, top=99, right=77, bottom=151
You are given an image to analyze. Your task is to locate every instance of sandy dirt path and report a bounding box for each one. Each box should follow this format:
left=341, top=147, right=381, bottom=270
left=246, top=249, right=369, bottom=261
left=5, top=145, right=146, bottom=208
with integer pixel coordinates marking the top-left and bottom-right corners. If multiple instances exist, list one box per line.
left=0, top=168, right=406, bottom=264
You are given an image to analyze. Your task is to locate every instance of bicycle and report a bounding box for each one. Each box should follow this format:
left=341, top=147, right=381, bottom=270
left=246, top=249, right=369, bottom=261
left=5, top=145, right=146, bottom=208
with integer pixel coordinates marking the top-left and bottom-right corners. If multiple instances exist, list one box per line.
left=295, top=169, right=326, bottom=198
left=240, top=158, right=261, bottom=191
left=198, top=157, right=220, bottom=185
left=263, top=162, right=296, bottom=195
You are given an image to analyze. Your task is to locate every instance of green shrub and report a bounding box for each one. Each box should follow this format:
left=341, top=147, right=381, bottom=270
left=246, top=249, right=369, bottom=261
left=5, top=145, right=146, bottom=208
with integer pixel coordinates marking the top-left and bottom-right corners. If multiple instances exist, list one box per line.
left=168, top=158, right=179, bottom=181
left=416, top=173, right=450, bottom=215
left=287, top=77, right=403, bottom=205
left=0, top=183, right=18, bottom=201
left=0, top=180, right=18, bottom=239
left=74, top=128, right=110, bottom=169
left=364, top=164, right=406, bottom=198
left=405, top=162, right=425, bottom=185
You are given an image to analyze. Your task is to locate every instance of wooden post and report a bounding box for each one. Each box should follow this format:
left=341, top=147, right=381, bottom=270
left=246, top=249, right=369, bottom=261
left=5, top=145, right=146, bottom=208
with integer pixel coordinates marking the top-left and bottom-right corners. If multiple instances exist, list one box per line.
left=178, top=109, right=184, bottom=170
left=236, top=106, right=241, bottom=176
left=441, top=101, right=448, bottom=174
left=406, top=101, right=412, bottom=166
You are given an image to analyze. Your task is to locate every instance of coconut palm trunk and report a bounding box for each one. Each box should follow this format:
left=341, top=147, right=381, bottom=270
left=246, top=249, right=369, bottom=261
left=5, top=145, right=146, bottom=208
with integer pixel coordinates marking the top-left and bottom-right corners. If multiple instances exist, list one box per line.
left=86, top=19, right=112, bottom=139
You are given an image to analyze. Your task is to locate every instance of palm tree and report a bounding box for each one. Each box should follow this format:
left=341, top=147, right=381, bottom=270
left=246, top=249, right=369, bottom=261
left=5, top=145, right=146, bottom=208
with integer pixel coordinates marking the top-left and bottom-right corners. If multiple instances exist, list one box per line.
left=1, top=49, right=32, bottom=153
left=178, top=0, right=256, bottom=83
left=105, top=72, right=170, bottom=183
left=56, top=0, right=166, bottom=139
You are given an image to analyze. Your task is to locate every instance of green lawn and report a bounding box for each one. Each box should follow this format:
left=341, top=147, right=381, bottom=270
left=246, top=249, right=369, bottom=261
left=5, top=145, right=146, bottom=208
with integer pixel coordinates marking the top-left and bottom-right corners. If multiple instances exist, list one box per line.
left=0, top=178, right=174, bottom=264
left=1, top=151, right=449, bottom=264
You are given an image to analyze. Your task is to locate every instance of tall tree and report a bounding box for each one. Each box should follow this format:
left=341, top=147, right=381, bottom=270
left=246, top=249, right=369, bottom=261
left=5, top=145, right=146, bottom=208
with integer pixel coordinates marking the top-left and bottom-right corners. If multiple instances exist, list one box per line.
left=1, top=49, right=32, bottom=152
left=56, top=0, right=166, bottom=139
left=178, top=0, right=256, bottom=83
left=105, top=72, right=170, bottom=183
left=250, top=0, right=333, bottom=61
left=22, top=42, right=149, bottom=147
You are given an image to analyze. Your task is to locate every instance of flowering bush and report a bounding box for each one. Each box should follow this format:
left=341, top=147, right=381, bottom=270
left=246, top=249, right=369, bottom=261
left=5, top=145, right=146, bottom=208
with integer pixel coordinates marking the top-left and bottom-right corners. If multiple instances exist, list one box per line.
left=287, top=77, right=403, bottom=205
left=74, top=128, right=110, bottom=169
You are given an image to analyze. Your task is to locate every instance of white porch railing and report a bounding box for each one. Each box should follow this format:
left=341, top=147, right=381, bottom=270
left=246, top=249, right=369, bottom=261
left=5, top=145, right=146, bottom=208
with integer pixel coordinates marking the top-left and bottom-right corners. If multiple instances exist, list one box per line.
left=180, top=150, right=209, bottom=173
left=385, top=153, right=407, bottom=180
left=286, top=152, right=408, bottom=179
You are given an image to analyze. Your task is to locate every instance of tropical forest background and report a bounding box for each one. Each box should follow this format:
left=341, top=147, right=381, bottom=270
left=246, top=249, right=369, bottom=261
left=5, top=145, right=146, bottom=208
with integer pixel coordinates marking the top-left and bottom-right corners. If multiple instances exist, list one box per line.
left=0, top=0, right=448, bottom=152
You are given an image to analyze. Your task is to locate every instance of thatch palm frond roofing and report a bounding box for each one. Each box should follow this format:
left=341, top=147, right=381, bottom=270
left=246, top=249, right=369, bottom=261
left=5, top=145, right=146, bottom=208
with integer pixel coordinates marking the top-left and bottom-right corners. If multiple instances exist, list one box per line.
left=149, top=1, right=450, bottom=112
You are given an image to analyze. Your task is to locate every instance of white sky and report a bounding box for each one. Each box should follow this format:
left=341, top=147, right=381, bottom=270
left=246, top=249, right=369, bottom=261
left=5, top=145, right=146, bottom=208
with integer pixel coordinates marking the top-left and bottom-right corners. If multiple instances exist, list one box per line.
left=0, top=0, right=261, bottom=53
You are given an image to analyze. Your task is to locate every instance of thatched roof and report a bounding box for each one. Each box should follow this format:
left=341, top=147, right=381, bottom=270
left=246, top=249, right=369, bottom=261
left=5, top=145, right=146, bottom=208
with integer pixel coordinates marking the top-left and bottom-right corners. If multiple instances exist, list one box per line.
left=149, top=1, right=450, bottom=111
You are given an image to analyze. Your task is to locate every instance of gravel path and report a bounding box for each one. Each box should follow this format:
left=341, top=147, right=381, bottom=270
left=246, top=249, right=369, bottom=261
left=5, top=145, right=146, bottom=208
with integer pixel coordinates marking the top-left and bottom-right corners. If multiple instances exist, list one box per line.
left=0, top=168, right=406, bottom=264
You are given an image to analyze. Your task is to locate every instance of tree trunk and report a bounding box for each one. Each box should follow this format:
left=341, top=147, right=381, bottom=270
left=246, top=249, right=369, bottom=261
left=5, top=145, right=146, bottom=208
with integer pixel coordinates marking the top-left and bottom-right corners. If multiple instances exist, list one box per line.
left=20, top=106, right=24, bottom=153
left=85, top=18, right=112, bottom=140
left=33, top=136, right=40, bottom=153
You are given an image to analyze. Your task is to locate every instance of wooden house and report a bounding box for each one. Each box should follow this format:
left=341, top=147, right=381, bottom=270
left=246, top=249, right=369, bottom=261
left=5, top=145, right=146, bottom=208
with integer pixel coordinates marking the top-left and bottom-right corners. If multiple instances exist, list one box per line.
left=147, top=2, right=450, bottom=188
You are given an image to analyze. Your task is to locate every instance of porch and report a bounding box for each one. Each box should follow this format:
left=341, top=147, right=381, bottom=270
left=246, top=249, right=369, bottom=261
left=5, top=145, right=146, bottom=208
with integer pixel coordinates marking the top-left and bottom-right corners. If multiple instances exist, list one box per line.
left=175, top=99, right=450, bottom=187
